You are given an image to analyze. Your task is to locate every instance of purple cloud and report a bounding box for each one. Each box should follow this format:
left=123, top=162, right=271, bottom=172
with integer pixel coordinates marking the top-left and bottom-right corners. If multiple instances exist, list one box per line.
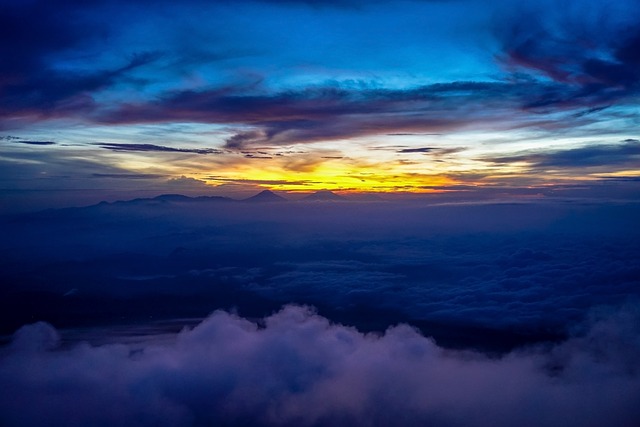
left=497, top=1, right=640, bottom=108
left=485, top=139, right=640, bottom=170
left=1, top=305, right=639, bottom=427
left=97, top=82, right=518, bottom=149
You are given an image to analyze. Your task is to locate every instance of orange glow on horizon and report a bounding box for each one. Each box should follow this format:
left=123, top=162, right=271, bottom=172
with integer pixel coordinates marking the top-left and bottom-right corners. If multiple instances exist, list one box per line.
left=200, top=163, right=458, bottom=193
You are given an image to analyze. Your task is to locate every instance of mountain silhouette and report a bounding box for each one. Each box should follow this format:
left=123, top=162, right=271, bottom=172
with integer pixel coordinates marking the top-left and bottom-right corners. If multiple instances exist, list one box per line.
left=301, top=190, right=346, bottom=201
left=112, top=194, right=232, bottom=206
left=243, top=190, right=288, bottom=202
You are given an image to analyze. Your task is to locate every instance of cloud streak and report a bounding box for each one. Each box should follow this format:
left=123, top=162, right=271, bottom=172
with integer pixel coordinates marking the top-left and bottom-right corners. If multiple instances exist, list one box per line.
left=96, top=143, right=223, bottom=155
left=97, top=82, right=526, bottom=148
left=397, top=147, right=435, bottom=153
left=485, top=139, right=640, bottom=170
left=0, top=138, right=56, bottom=146
left=97, top=74, right=635, bottom=150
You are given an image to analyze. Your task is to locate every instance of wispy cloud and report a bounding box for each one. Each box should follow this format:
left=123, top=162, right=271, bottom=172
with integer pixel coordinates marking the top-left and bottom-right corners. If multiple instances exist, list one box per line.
left=207, top=176, right=316, bottom=186
left=397, top=147, right=435, bottom=153
left=92, top=173, right=167, bottom=179
left=7, top=140, right=56, bottom=146
left=96, top=143, right=223, bottom=155
left=485, top=139, right=640, bottom=170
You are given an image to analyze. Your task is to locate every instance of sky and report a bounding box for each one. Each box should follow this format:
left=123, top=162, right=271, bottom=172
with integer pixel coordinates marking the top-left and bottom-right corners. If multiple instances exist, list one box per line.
left=1, top=0, right=640, bottom=210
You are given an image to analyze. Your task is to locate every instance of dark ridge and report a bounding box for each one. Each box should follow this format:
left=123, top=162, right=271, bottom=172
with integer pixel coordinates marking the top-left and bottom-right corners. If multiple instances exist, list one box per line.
left=122, top=194, right=233, bottom=204
left=152, top=194, right=195, bottom=202
left=243, top=190, right=288, bottom=202
left=301, top=190, right=346, bottom=201
left=2, top=194, right=235, bottom=223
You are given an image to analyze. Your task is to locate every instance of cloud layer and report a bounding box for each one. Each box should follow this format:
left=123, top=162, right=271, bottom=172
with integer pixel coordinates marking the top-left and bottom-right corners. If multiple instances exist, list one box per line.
left=2, top=200, right=639, bottom=350
left=1, top=304, right=639, bottom=427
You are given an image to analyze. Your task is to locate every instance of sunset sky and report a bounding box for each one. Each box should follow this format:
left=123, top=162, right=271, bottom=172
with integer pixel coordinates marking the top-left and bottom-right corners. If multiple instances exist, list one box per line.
left=2, top=2, right=640, bottom=425
left=2, top=0, right=639, bottom=209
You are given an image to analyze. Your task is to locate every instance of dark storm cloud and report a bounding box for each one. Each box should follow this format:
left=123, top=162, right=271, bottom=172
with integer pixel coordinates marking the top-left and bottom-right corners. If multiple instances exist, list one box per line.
left=96, top=143, right=223, bottom=155
left=1, top=304, right=640, bottom=427
left=486, top=139, right=640, bottom=169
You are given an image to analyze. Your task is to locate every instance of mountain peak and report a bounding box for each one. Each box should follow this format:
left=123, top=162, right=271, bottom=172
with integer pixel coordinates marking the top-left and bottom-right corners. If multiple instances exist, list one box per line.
left=302, top=190, right=346, bottom=201
left=244, top=190, right=288, bottom=202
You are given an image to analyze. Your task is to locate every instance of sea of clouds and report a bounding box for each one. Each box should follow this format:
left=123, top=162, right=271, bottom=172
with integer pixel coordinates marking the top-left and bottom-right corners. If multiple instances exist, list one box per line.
left=2, top=199, right=640, bottom=425
left=2, top=304, right=639, bottom=427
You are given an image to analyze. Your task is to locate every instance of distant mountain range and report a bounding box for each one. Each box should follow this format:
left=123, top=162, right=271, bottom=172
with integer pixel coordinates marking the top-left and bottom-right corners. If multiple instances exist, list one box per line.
left=21, top=191, right=381, bottom=217
left=103, top=190, right=355, bottom=206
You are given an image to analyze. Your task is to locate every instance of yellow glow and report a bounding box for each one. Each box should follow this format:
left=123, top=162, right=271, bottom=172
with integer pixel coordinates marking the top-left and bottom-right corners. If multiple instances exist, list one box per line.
left=97, top=132, right=637, bottom=195
left=200, top=159, right=456, bottom=192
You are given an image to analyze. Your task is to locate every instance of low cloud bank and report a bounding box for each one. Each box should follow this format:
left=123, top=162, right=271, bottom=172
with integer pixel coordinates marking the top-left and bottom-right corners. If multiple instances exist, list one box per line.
left=2, top=305, right=640, bottom=427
